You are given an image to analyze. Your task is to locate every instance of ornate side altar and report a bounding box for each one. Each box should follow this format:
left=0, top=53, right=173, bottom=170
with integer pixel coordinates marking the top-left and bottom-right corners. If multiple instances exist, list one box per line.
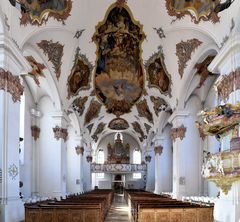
left=198, top=103, right=240, bottom=194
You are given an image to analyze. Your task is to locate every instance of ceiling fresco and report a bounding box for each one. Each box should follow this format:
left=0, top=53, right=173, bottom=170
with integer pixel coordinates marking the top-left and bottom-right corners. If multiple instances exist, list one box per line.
left=67, top=47, right=93, bottom=99
left=108, top=118, right=129, bottom=130
left=84, top=99, right=102, bottom=126
left=132, top=121, right=145, bottom=142
left=25, top=56, right=46, bottom=87
left=37, top=40, right=64, bottom=81
left=145, top=46, right=172, bottom=96
left=136, top=99, right=153, bottom=124
left=93, top=3, right=145, bottom=117
left=91, top=122, right=106, bottom=142
left=166, top=0, right=235, bottom=24
left=150, top=96, right=168, bottom=117
left=72, top=96, right=88, bottom=116
left=11, top=0, right=72, bottom=26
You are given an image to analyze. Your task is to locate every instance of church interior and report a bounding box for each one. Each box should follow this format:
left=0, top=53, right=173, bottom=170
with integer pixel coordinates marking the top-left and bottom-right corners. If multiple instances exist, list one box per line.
left=0, top=0, right=240, bottom=221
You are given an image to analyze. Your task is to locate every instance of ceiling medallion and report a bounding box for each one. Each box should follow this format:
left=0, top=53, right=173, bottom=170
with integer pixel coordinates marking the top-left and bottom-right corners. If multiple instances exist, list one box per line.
left=25, top=56, right=46, bottom=87
left=108, top=118, right=129, bottom=130
left=136, top=99, right=153, bottom=124
left=67, top=47, right=93, bottom=99
left=145, top=46, right=172, bottom=97
left=18, top=0, right=72, bottom=26
left=93, top=3, right=145, bottom=117
left=166, top=0, right=235, bottom=24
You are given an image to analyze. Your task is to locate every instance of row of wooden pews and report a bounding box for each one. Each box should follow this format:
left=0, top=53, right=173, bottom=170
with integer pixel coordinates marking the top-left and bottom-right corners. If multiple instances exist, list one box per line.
left=125, top=190, right=214, bottom=222
left=25, top=189, right=113, bottom=222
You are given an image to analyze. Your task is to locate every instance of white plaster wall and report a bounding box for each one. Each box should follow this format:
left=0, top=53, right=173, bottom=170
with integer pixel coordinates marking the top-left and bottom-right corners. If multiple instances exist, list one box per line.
left=145, top=148, right=155, bottom=192
left=82, top=150, right=91, bottom=191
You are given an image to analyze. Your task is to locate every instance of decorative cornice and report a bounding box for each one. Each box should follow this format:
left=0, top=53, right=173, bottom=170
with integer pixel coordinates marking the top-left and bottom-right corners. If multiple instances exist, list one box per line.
left=52, top=126, right=68, bottom=142
left=0, top=68, right=24, bottom=103
left=31, top=125, right=40, bottom=141
left=171, top=125, right=186, bottom=142
left=176, top=39, right=202, bottom=78
left=154, top=146, right=163, bottom=155
left=75, top=146, right=84, bottom=155
left=216, top=69, right=240, bottom=102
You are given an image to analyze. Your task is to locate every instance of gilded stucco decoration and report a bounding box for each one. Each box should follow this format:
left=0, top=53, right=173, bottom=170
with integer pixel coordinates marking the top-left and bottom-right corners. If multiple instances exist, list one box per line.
left=166, top=0, right=235, bottom=24
left=72, top=96, right=88, bottom=116
left=171, top=125, right=187, bottom=142
left=84, top=100, right=102, bottom=125
left=25, top=56, right=46, bottom=87
left=195, top=55, right=215, bottom=88
left=16, top=0, right=72, bottom=26
left=37, top=40, right=64, bottom=81
left=92, top=122, right=106, bottom=142
left=0, top=68, right=24, bottom=103
left=153, top=27, right=166, bottom=39
left=52, top=126, right=68, bottom=142
left=145, top=46, right=172, bottom=96
left=93, top=3, right=145, bottom=116
left=136, top=99, right=153, bottom=124
left=67, top=47, right=93, bottom=98
left=75, top=146, right=84, bottom=155
left=108, top=118, right=129, bottom=130
left=154, top=146, right=163, bottom=155
left=132, top=121, right=145, bottom=142
left=216, top=69, right=240, bottom=102
left=176, top=39, right=202, bottom=78
left=144, top=123, right=151, bottom=134
left=31, top=125, right=40, bottom=141
left=150, top=96, right=168, bottom=116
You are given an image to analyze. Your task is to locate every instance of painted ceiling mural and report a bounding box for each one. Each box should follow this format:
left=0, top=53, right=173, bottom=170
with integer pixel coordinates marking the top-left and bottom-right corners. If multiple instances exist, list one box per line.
left=67, top=47, right=93, bottom=99
left=108, top=118, right=129, bottom=130
left=84, top=99, right=102, bottom=126
left=145, top=46, right=172, bottom=96
left=136, top=99, right=153, bottom=124
left=166, top=0, right=235, bottom=24
left=93, top=3, right=145, bottom=117
left=72, top=96, right=88, bottom=116
left=9, top=0, right=72, bottom=26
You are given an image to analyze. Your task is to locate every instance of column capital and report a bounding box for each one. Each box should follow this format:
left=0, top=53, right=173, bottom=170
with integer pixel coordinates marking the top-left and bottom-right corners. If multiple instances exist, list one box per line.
left=171, top=124, right=187, bottom=142
left=154, top=145, right=163, bottom=155
left=75, top=146, right=84, bottom=155
left=168, top=110, right=189, bottom=127
left=51, top=110, right=70, bottom=128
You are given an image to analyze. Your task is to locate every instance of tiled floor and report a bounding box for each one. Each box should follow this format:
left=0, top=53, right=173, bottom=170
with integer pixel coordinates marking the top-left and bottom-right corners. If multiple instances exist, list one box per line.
left=105, top=194, right=133, bottom=222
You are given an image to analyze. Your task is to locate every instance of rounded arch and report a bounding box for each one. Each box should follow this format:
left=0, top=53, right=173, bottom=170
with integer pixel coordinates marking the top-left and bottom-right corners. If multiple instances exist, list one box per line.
left=178, top=42, right=219, bottom=110
left=22, top=43, right=62, bottom=110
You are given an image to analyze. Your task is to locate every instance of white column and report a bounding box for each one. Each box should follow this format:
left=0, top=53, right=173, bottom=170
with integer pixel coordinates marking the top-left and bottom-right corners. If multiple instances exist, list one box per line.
left=0, top=34, right=31, bottom=221
left=154, top=144, right=163, bottom=194
left=75, top=143, right=84, bottom=192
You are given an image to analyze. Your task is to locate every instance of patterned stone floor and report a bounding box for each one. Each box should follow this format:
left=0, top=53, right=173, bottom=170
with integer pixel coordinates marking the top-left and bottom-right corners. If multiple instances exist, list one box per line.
left=105, top=194, right=133, bottom=222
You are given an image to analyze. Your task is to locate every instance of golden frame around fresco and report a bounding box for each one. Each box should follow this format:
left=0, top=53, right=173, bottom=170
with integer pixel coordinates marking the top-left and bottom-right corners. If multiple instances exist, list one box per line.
left=92, top=2, right=145, bottom=117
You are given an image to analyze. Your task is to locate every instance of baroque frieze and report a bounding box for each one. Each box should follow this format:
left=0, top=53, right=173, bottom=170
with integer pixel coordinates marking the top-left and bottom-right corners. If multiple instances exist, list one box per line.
left=176, top=39, right=202, bottom=78
left=0, top=68, right=24, bottom=103
left=216, top=69, right=240, bottom=102
left=67, top=47, right=93, bottom=98
left=93, top=3, right=145, bottom=116
left=194, top=55, right=215, bottom=88
left=16, top=0, right=72, bottom=26
left=145, top=46, right=172, bottom=96
left=165, top=0, right=235, bottom=24
left=72, top=96, right=88, bottom=116
left=171, top=125, right=186, bottom=142
left=52, top=126, right=68, bottom=142
left=108, top=118, right=129, bottom=130
left=25, top=56, right=46, bottom=86
left=132, top=121, right=145, bottom=142
left=31, top=125, right=40, bottom=141
left=150, top=96, right=168, bottom=116
left=91, top=122, right=106, bottom=142
left=84, top=100, right=102, bottom=125
left=37, top=40, right=64, bottom=81
left=136, top=99, right=153, bottom=124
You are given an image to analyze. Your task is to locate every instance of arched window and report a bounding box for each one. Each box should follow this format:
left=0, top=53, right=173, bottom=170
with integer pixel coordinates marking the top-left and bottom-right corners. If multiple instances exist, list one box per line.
left=133, top=149, right=141, bottom=179
left=97, top=149, right=104, bottom=178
